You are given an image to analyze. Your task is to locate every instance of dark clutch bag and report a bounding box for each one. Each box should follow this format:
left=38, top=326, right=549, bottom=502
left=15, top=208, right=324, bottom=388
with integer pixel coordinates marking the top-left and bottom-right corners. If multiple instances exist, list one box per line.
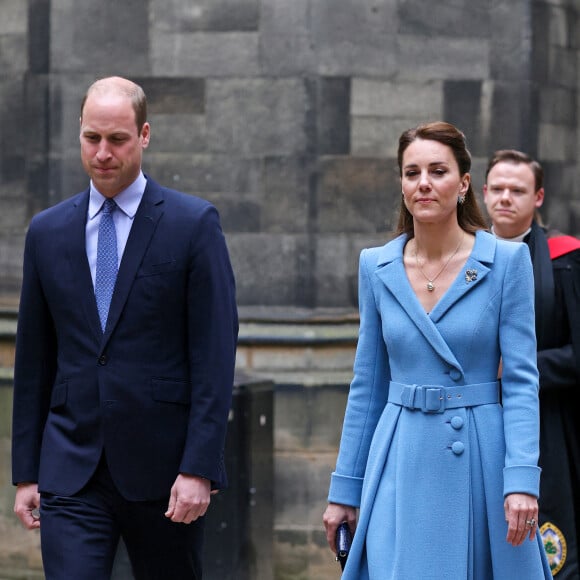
left=335, top=522, right=352, bottom=571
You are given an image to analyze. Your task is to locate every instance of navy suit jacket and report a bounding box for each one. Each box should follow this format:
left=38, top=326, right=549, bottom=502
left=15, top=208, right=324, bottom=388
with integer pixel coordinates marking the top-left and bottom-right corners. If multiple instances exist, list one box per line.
left=12, top=177, right=238, bottom=501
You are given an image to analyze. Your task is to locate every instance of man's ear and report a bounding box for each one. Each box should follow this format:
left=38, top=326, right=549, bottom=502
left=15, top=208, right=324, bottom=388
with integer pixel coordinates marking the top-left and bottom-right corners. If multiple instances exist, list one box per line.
left=535, top=187, right=545, bottom=208
left=140, top=122, right=151, bottom=148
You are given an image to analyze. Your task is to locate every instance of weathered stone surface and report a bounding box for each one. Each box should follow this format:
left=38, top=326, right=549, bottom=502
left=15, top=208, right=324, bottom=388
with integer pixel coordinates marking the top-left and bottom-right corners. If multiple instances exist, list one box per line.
left=398, top=0, right=491, bottom=37
left=443, top=80, right=488, bottom=157
left=227, top=233, right=311, bottom=305
left=260, top=0, right=315, bottom=76
left=150, top=0, right=259, bottom=33
left=316, top=157, right=398, bottom=234
left=51, top=0, right=150, bottom=74
left=312, top=0, right=398, bottom=77
left=206, top=79, right=309, bottom=156
left=151, top=31, right=261, bottom=77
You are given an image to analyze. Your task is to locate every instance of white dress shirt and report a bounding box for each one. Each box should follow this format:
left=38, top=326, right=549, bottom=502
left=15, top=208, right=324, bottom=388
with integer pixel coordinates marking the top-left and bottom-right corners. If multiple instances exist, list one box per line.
left=86, top=172, right=147, bottom=287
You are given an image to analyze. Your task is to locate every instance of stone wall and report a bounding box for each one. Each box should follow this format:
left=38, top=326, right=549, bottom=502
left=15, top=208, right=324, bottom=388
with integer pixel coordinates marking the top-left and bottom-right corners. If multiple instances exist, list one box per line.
left=0, top=0, right=578, bottom=303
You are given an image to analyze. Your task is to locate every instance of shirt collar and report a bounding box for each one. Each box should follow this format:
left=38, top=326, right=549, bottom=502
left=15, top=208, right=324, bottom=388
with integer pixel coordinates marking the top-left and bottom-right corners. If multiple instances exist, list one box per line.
left=88, top=172, right=147, bottom=220
left=490, top=225, right=532, bottom=244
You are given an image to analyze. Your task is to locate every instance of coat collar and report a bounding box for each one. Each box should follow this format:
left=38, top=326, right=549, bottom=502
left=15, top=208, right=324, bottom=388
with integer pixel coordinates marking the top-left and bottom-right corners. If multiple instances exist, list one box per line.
left=373, top=230, right=496, bottom=374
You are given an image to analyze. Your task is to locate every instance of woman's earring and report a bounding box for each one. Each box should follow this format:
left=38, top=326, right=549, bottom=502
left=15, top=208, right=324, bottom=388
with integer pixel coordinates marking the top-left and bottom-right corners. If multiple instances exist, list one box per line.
left=457, top=194, right=466, bottom=205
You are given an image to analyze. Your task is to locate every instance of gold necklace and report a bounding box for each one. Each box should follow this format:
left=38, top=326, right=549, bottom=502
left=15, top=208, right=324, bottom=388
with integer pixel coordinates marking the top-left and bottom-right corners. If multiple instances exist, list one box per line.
left=414, top=232, right=464, bottom=292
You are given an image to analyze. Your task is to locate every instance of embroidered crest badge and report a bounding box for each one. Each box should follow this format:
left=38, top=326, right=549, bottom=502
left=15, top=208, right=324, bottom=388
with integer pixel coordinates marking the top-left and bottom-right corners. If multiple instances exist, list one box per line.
left=540, top=521, right=567, bottom=576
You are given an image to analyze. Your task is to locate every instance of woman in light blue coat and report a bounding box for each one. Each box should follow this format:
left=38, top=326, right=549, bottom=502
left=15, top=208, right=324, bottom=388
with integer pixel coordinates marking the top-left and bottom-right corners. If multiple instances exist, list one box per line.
left=323, top=122, right=552, bottom=579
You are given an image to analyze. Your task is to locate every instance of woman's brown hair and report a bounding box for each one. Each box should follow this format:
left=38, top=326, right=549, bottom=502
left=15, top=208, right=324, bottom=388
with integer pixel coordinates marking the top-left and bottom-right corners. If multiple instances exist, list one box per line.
left=394, top=121, right=488, bottom=237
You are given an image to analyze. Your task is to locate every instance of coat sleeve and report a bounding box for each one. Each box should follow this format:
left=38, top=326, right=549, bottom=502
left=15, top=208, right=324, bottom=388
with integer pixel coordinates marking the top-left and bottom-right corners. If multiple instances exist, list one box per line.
left=328, top=248, right=390, bottom=507
left=498, top=242, right=542, bottom=497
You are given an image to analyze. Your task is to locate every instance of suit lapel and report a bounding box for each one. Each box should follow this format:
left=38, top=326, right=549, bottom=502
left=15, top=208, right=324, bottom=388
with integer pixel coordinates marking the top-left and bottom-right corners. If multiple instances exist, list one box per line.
left=66, top=190, right=103, bottom=339
left=101, top=180, right=165, bottom=344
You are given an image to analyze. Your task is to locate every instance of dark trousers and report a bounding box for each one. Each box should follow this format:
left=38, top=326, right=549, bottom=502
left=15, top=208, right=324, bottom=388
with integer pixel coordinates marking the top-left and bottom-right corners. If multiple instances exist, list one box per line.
left=39, top=455, right=205, bottom=580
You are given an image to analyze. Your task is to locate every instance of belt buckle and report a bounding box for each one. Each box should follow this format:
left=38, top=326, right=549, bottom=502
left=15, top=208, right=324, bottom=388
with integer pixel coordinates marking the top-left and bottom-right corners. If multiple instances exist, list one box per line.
left=420, top=386, right=445, bottom=413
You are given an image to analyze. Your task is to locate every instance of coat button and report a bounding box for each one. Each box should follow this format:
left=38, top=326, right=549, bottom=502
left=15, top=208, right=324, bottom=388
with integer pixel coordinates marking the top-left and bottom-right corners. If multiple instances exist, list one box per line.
left=98, top=355, right=107, bottom=365
left=449, top=369, right=462, bottom=381
left=451, top=441, right=465, bottom=455
left=450, top=416, right=464, bottom=430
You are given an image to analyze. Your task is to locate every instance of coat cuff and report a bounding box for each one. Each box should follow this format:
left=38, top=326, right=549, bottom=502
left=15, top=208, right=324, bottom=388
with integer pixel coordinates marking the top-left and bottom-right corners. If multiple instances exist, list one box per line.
left=503, top=465, right=541, bottom=498
left=327, top=472, right=363, bottom=507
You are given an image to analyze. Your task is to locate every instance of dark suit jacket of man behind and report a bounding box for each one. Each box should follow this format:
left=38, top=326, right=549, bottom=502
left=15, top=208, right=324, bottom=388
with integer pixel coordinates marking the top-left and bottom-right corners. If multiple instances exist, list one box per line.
left=11, top=76, right=238, bottom=580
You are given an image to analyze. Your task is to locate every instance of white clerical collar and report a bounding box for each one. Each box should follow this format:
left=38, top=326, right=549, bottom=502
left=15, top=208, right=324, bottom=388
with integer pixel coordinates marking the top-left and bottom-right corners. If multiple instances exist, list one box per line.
left=491, top=225, right=532, bottom=243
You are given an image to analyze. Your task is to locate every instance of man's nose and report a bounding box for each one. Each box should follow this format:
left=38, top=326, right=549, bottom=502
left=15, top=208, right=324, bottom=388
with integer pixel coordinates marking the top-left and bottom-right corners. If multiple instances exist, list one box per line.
left=96, top=141, right=111, bottom=159
left=500, top=188, right=511, bottom=200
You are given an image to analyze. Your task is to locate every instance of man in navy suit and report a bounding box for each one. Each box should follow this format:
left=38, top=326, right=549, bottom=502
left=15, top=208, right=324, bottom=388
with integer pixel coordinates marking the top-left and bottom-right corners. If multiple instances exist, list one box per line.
left=12, top=76, right=238, bottom=579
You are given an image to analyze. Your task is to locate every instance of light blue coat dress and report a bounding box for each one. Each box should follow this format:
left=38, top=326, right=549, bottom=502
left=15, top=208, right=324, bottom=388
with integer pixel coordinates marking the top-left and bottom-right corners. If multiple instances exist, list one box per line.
left=328, top=230, right=552, bottom=579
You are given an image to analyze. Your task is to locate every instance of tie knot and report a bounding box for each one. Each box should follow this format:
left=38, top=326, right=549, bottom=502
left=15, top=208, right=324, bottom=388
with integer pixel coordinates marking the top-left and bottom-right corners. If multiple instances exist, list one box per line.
left=102, top=198, right=117, bottom=215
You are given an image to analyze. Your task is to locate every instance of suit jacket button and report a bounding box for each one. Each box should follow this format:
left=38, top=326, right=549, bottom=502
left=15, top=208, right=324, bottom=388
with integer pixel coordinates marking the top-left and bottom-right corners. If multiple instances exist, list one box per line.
left=98, top=355, right=107, bottom=365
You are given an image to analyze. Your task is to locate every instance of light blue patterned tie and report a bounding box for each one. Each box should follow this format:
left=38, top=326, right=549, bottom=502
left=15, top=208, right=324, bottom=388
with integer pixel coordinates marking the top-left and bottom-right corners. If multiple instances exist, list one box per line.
left=95, top=198, right=118, bottom=331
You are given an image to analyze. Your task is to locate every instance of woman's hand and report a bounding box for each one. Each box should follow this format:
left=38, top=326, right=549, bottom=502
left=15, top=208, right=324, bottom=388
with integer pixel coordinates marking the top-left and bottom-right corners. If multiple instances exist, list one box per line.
left=322, top=502, right=357, bottom=554
left=504, top=492, right=539, bottom=546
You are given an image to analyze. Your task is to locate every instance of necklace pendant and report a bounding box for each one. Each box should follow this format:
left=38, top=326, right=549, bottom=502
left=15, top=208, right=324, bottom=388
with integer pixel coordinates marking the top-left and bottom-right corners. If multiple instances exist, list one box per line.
left=427, top=281, right=435, bottom=292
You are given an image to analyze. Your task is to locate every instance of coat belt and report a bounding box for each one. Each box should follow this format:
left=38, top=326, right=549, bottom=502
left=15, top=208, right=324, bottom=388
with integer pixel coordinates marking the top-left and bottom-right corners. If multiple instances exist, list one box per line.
left=388, top=381, right=500, bottom=413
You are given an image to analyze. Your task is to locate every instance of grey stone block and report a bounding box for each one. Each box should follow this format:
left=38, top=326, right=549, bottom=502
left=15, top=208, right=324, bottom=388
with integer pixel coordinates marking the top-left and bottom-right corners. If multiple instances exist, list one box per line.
left=228, top=233, right=312, bottom=305
left=547, top=47, right=578, bottom=89
left=0, top=34, right=27, bottom=74
left=398, top=36, right=489, bottom=81
left=261, top=156, right=311, bottom=234
left=398, top=0, right=490, bottom=37
left=29, top=0, right=49, bottom=73
left=0, top=230, right=26, bottom=293
left=488, top=81, right=538, bottom=154
left=149, top=114, right=208, bottom=153
left=352, top=79, right=443, bottom=119
left=538, top=87, right=576, bottom=124
left=141, top=77, right=205, bottom=115
left=315, top=157, right=397, bottom=234
left=260, top=0, right=315, bottom=76
left=151, top=31, right=260, bottom=77
left=150, top=0, right=259, bottom=33
left=211, top=194, right=262, bottom=233
left=0, top=80, right=26, bottom=181
left=312, top=0, right=398, bottom=77
left=351, top=117, right=420, bottom=158
left=51, top=0, right=149, bottom=74
left=206, top=79, right=308, bottom=156
left=490, top=0, right=531, bottom=81
left=316, top=78, right=351, bottom=156
left=143, top=154, right=263, bottom=199
left=0, top=0, right=26, bottom=35
left=275, top=385, right=348, bottom=452
left=273, top=449, right=337, bottom=526
left=538, top=123, right=576, bottom=162
left=443, top=80, right=487, bottom=156
left=315, top=236, right=359, bottom=307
